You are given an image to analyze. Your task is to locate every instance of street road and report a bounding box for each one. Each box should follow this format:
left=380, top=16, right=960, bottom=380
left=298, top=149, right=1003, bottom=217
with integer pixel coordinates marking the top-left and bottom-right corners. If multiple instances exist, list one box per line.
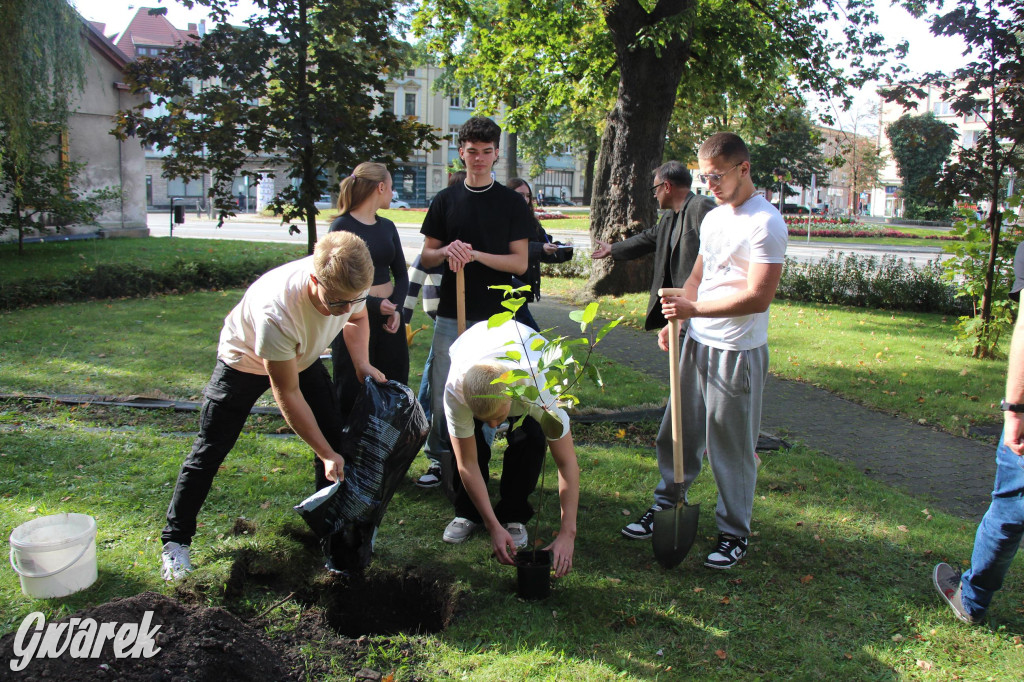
left=147, top=213, right=949, bottom=265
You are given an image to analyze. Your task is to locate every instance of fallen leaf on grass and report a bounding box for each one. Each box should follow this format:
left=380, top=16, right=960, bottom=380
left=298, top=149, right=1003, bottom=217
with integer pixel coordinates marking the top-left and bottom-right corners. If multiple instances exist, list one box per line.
left=693, top=587, right=704, bottom=593
left=625, top=616, right=637, bottom=627
left=607, top=577, right=622, bottom=584
left=26, top=506, right=37, bottom=514
left=260, top=501, right=271, bottom=509
left=891, top=634, right=904, bottom=642
left=621, top=509, right=631, bottom=516
left=844, top=653, right=853, bottom=660
left=916, top=660, right=933, bottom=671
left=615, top=429, right=626, bottom=439
left=270, top=467, right=284, bottom=473
left=60, top=496, right=71, bottom=502
left=897, top=525, right=908, bottom=532
left=720, top=596, right=731, bottom=605
left=715, top=649, right=727, bottom=660
left=801, top=575, right=814, bottom=584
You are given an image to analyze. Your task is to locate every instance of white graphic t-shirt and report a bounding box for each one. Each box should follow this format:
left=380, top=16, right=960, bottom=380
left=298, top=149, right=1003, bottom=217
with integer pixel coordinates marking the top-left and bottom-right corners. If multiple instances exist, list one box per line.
left=688, top=194, right=788, bottom=351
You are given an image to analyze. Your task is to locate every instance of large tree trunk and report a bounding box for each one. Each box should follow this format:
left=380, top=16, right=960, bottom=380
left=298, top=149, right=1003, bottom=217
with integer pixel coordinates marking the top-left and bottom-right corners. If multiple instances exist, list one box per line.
left=587, top=0, right=692, bottom=296
left=583, top=147, right=596, bottom=206
left=506, top=129, right=519, bottom=179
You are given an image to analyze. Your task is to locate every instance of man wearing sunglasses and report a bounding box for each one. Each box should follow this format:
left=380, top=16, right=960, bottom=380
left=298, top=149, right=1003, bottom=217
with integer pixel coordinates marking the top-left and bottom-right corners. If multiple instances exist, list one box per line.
left=591, top=161, right=715, bottom=333
left=649, top=132, right=787, bottom=569
left=160, top=231, right=384, bottom=580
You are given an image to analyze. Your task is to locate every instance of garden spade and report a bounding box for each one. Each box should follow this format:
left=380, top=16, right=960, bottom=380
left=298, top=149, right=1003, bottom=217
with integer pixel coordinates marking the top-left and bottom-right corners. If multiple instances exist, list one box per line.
left=652, top=315, right=700, bottom=569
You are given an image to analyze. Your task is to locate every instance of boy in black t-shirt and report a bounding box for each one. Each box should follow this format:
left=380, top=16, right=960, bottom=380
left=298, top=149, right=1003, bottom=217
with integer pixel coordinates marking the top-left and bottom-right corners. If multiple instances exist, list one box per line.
left=418, top=117, right=540, bottom=544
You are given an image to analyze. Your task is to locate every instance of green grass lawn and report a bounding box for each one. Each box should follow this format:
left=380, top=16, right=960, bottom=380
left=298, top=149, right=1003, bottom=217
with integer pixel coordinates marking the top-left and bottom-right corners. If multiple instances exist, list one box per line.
left=2, top=237, right=1021, bottom=679
left=1, top=402, right=1022, bottom=679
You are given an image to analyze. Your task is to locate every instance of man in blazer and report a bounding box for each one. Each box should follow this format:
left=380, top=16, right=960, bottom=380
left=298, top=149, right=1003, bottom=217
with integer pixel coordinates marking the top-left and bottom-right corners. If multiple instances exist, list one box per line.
left=591, top=161, right=717, bottom=330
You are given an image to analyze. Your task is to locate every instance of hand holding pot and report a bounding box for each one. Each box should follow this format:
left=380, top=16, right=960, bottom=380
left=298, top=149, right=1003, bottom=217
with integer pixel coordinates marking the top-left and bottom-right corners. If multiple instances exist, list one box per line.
left=489, top=526, right=518, bottom=566
left=544, top=534, right=575, bottom=578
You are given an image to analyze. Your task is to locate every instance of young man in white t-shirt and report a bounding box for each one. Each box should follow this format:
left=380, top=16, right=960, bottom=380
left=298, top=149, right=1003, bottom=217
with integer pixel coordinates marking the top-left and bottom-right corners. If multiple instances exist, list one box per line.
left=624, top=132, right=787, bottom=569
left=160, top=231, right=386, bottom=580
left=441, top=319, right=579, bottom=578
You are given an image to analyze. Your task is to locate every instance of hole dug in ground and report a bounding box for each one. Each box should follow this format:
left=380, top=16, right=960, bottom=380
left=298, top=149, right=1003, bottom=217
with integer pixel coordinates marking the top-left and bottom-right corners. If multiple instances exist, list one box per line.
left=319, top=569, right=458, bottom=637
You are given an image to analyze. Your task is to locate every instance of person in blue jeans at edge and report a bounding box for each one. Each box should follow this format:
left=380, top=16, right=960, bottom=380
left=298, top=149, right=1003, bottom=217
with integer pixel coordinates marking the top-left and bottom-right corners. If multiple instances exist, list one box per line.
left=933, top=241, right=1024, bottom=623
left=417, top=116, right=534, bottom=520
left=159, top=231, right=385, bottom=580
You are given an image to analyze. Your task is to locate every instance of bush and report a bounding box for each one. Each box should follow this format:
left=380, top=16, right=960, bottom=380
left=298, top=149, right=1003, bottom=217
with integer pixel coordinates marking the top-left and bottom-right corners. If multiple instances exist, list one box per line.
left=777, top=251, right=969, bottom=315
left=0, top=256, right=282, bottom=310
left=541, top=247, right=593, bottom=279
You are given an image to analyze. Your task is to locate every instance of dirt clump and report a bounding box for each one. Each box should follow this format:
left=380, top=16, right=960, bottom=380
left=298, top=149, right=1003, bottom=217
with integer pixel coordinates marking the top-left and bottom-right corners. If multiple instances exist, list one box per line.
left=0, top=591, right=293, bottom=681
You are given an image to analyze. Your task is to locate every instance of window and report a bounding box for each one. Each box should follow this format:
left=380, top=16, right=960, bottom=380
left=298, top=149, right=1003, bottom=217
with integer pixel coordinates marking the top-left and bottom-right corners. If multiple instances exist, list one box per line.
left=383, top=91, right=394, bottom=114
left=966, top=101, right=989, bottom=123
left=450, top=95, right=460, bottom=108
left=166, top=177, right=204, bottom=197
left=932, top=101, right=953, bottom=117
left=406, top=68, right=416, bottom=77
left=449, top=125, right=460, bottom=148
left=962, top=130, right=980, bottom=149
left=404, top=93, right=416, bottom=116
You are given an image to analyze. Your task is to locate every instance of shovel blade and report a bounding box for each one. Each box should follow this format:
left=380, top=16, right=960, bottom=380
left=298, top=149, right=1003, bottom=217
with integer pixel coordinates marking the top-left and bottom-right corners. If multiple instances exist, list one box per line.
left=652, top=502, right=700, bottom=569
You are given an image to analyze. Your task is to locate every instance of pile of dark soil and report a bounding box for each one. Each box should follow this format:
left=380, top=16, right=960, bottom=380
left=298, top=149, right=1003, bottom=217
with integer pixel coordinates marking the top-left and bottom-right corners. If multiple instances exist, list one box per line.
left=0, top=592, right=294, bottom=681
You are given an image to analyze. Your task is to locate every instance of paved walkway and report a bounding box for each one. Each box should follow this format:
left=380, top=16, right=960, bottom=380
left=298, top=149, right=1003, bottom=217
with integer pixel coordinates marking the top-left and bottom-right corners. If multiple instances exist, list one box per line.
left=529, top=298, right=996, bottom=521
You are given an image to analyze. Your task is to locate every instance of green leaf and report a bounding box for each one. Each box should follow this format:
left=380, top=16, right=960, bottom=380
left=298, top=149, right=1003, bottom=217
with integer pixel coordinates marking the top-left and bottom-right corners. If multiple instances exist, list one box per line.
left=568, top=310, right=585, bottom=323
left=522, top=385, right=540, bottom=402
left=501, top=297, right=525, bottom=313
left=582, top=301, right=599, bottom=325
left=502, top=350, right=522, bottom=362
left=540, top=409, right=564, bottom=439
left=487, top=311, right=514, bottom=328
left=594, top=317, right=622, bottom=346
left=530, top=337, right=545, bottom=351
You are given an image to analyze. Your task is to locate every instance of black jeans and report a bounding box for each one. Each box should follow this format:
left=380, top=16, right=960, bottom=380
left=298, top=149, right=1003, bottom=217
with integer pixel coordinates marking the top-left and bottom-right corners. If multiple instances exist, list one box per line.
left=445, top=415, right=547, bottom=524
left=162, top=359, right=343, bottom=545
left=331, top=306, right=409, bottom=416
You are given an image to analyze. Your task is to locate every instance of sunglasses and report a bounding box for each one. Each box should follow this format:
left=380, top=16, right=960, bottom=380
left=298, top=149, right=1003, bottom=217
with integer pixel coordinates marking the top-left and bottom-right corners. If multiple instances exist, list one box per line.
left=697, top=163, right=741, bottom=184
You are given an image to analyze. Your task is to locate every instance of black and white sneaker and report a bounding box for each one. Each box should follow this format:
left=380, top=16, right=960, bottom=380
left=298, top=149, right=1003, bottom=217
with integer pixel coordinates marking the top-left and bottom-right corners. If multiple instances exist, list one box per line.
left=620, top=505, right=666, bottom=540
left=704, top=533, right=748, bottom=569
left=416, top=462, right=442, bottom=489
left=933, top=562, right=980, bottom=624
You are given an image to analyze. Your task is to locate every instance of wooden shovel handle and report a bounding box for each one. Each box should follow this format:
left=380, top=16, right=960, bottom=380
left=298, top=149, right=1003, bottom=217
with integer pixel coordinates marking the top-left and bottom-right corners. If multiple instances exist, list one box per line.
left=456, top=268, right=466, bottom=336
left=668, top=317, right=684, bottom=484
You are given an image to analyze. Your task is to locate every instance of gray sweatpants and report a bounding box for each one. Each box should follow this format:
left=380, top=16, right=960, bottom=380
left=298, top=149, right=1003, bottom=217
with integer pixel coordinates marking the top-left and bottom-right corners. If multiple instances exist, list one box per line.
left=653, top=335, right=768, bottom=538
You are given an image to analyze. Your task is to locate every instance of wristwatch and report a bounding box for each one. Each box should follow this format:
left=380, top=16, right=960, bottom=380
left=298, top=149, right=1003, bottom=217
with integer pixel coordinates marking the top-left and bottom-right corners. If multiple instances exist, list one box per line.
left=1000, top=399, right=1024, bottom=413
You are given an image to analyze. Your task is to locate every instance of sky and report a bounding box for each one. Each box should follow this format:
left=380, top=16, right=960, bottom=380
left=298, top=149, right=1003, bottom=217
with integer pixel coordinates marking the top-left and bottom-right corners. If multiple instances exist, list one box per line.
left=72, top=0, right=971, bottom=131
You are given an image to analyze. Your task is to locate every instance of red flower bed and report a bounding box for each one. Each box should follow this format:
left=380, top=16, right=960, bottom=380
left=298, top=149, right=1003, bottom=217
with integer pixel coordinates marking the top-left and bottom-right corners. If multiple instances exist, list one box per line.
left=786, top=227, right=961, bottom=240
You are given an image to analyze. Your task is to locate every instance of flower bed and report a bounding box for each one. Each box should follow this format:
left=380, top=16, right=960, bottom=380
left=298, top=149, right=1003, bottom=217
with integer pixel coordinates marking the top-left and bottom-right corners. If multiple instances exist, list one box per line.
left=536, top=210, right=568, bottom=220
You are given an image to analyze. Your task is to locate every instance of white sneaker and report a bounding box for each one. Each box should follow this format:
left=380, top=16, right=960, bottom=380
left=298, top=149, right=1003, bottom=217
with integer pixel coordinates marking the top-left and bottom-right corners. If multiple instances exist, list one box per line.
left=161, top=541, right=193, bottom=581
left=503, top=522, right=529, bottom=549
left=443, top=517, right=479, bottom=544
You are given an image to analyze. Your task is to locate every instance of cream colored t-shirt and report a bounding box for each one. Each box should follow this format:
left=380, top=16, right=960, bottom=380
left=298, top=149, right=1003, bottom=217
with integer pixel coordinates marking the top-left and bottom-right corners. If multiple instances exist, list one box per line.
left=444, top=320, right=571, bottom=441
left=217, top=256, right=366, bottom=375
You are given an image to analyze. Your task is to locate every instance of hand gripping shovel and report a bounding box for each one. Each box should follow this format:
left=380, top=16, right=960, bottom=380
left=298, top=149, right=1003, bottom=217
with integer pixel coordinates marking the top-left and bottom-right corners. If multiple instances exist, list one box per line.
left=652, top=315, right=700, bottom=569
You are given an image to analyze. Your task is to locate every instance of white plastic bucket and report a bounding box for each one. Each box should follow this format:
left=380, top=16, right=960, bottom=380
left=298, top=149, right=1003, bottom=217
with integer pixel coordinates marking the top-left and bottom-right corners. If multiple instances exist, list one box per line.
left=9, top=513, right=97, bottom=599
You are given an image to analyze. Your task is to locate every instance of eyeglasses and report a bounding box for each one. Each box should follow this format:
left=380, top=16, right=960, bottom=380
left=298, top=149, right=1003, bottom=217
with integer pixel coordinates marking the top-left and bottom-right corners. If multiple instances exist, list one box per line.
left=314, top=277, right=367, bottom=308
left=325, top=295, right=368, bottom=309
left=697, top=163, right=741, bottom=184
left=650, top=181, right=666, bottom=196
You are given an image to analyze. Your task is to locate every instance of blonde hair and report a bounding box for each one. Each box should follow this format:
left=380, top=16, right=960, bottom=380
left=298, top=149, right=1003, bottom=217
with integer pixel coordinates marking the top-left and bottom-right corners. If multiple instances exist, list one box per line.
left=313, top=231, right=373, bottom=297
left=337, top=162, right=389, bottom=215
left=464, top=361, right=514, bottom=421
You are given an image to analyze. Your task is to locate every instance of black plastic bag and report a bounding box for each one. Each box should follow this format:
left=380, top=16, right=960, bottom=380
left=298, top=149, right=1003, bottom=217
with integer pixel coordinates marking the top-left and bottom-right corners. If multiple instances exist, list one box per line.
left=294, top=378, right=428, bottom=571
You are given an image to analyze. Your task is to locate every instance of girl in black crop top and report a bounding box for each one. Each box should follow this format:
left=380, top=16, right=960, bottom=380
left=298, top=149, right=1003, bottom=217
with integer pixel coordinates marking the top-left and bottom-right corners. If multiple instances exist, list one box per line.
left=328, top=162, right=410, bottom=415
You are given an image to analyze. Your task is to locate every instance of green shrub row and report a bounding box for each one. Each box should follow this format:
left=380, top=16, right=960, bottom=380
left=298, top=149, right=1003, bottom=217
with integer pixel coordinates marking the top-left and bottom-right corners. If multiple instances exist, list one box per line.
left=0, top=256, right=281, bottom=310
left=776, top=251, right=969, bottom=315
left=543, top=248, right=968, bottom=315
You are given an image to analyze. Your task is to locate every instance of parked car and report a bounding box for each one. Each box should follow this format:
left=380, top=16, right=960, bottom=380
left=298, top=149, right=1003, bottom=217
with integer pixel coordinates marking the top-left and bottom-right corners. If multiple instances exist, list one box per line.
left=539, top=197, right=576, bottom=207
left=314, top=194, right=334, bottom=211
left=782, top=203, right=812, bottom=215
left=390, top=195, right=410, bottom=209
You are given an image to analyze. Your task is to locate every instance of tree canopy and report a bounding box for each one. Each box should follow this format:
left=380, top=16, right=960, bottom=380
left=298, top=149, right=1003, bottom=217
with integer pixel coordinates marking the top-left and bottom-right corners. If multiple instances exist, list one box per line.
left=883, top=0, right=1024, bottom=357
left=416, top=0, right=907, bottom=294
left=115, top=0, right=437, bottom=252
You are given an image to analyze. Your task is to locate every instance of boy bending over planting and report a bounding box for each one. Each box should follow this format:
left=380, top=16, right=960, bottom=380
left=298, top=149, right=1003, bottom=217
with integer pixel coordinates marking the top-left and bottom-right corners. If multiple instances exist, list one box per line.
left=442, top=319, right=579, bottom=577
left=160, top=231, right=385, bottom=580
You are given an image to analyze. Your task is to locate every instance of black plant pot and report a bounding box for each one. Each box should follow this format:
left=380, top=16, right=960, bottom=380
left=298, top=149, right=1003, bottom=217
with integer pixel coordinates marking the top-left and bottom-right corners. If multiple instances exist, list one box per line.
left=515, top=550, right=552, bottom=600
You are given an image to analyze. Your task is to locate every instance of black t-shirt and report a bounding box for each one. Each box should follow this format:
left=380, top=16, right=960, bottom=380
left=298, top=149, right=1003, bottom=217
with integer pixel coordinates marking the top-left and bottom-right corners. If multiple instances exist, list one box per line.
left=420, top=181, right=534, bottom=321
left=328, top=213, right=409, bottom=308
